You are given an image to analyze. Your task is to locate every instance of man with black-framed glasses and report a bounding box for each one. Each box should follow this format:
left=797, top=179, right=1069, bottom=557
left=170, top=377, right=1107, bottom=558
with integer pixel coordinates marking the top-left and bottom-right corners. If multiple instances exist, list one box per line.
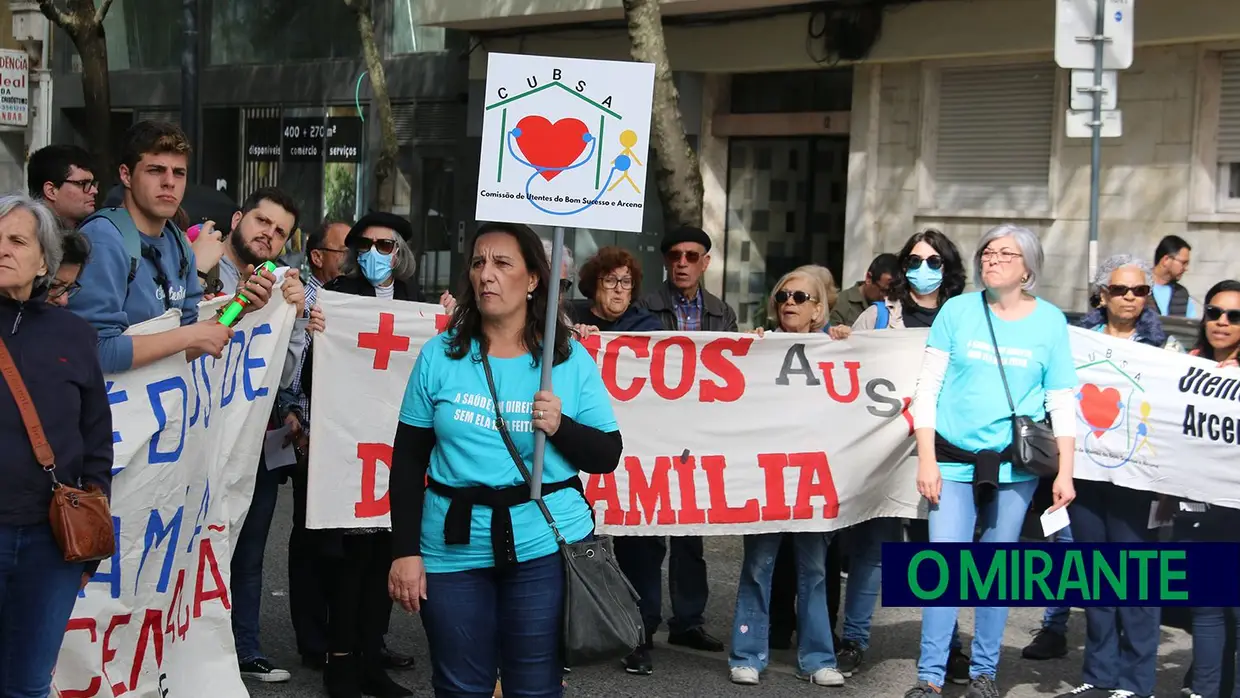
left=28, top=144, right=98, bottom=227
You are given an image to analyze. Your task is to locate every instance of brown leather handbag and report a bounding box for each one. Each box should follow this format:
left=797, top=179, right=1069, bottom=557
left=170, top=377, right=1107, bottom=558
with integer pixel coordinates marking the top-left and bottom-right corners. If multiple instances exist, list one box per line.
left=0, top=336, right=114, bottom=563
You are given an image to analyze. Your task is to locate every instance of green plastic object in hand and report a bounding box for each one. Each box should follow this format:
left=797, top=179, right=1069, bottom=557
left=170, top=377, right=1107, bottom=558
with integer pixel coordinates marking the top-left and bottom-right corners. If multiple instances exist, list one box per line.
left=218, top=261, right=278, bottom=327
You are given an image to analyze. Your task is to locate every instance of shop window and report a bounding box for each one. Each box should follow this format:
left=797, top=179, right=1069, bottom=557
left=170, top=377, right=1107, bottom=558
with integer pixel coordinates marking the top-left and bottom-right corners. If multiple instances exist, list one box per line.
left=101, top=0, right=181, bottom=71
left=389, top=0, right=446, bottom=55
left=730, top=69, right=852, bottom=114
left=208, top=0, right=361, bottom=65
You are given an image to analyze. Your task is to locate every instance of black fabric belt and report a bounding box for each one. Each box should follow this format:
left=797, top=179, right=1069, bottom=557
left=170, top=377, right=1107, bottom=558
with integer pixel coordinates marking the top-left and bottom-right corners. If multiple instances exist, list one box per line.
left=935, top=432, right=1012, bottom=508
left=426, top=476, right=583, bottom=568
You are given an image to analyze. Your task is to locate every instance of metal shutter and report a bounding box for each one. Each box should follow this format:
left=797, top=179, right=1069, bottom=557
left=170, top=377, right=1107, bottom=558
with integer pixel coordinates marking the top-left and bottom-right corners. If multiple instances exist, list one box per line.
left=392, top=100, right=464, bottom=145
left=136, top=110, right=180, bottom=123
left=1218, top=53, right=1240, bottom=163
left=935, top=63, right=1055, bottom=211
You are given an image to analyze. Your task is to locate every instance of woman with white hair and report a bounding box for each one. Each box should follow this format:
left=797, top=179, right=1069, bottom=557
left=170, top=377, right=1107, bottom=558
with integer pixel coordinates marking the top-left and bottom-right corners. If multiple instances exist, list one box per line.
left=1080, top=254, right=1182, bottom=351
left=905, top=224, right=1078, bottom=698
left=0, top=194, right=113, bottom=695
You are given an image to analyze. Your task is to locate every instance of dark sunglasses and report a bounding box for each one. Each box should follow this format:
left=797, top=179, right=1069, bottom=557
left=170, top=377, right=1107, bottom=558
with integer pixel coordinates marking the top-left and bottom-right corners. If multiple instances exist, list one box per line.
left=1105, top=284, right=1152, bottom=298
left=775, top=290, right=816, bottom=305
left=906, top=254, right=943, bottom=271
left=354, top=238, right=397, bottom=255
left=665, top=249, right=702, bottom=264
left=1206, top=305, right=1240, bottom=324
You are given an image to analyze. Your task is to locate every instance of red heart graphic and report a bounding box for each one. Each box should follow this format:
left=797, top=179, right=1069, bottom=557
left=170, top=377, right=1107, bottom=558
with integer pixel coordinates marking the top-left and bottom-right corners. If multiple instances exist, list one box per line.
left=514, top=116, right=589, bottom=181
left=1079, top=383, right=1122, bottom=437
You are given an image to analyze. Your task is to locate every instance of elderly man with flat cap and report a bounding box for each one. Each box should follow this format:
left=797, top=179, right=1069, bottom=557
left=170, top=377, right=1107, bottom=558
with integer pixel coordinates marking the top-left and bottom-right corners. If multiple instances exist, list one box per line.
left=613, top=225, right=736, bottom=676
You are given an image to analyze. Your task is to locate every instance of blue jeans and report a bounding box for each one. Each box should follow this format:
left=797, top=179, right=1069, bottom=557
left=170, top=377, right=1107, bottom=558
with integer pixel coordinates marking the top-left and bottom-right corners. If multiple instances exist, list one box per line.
left=0, top=524, right=86, bottom=697
left=231, top=458, right=283, bottom=663
left=613, top=536, right=708, bottom=635
left=421, top=551, right=563, bottom=697
left=1194, top=607, right=1240, bottom=698
left=917, top=478, right=1038, bottom=686
left=730, top=533, right=836, bottom=674
left=1040, top=523, right=1073, bottom=634
left=841, top=517, right=905, bottom=650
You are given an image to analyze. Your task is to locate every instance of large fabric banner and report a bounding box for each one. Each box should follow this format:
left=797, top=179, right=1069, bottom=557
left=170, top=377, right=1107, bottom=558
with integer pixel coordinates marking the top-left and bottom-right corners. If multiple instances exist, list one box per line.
left=52, top=289, right=296, bottom=698
left=308, top=293, right=1240, bottom=535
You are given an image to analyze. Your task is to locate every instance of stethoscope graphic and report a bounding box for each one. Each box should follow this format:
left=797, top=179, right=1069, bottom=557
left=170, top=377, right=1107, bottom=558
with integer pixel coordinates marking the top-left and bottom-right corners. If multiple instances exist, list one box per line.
left=1076, top=388, right=1152, bottom=469
left=505, top=128, right=633, bottom=216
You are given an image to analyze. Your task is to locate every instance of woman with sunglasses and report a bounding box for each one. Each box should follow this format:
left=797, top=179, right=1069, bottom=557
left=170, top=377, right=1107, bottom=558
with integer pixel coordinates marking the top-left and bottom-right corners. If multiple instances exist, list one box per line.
left=729, top=268, right=844, bottom=687
left=1056, top=255, right=1179, bottom=698
left=1186, top=280, right=1240, bottom=698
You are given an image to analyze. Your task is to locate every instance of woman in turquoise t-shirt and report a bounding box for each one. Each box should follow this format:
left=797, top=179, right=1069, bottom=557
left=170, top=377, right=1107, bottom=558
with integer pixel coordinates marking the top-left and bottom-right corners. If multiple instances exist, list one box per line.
left=386, top=222, right=624, bottom=697
left=904, top=224, right=1078, bottom=698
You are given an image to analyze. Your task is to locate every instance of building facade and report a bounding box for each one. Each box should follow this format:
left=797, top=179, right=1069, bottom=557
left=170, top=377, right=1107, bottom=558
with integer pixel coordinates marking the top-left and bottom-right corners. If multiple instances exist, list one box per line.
left=424, top=0, right=1240, bottom=326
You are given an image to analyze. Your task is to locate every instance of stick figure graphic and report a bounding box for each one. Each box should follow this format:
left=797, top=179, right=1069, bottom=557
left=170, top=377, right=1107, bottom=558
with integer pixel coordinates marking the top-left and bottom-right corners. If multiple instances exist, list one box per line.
left=608, top=129, right=643, bottom=194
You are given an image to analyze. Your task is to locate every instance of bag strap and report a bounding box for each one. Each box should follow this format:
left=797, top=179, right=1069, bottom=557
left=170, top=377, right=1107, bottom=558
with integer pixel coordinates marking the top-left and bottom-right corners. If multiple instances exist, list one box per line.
left=979, top=291, right=1018, bottom=418
left=479, top=352, right=568, bottom=546
left=0, top=335, right=59, bottom=481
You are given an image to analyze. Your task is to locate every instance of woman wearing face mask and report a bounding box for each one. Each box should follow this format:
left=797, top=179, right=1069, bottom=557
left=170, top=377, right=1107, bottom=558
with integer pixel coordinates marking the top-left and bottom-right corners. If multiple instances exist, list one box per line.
left=330, top=212, right=424, bottom=301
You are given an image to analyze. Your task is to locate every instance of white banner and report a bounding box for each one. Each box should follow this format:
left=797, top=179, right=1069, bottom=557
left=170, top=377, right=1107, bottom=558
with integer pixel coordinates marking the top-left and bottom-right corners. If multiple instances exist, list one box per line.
left=52, top=290, right=296, bottom=698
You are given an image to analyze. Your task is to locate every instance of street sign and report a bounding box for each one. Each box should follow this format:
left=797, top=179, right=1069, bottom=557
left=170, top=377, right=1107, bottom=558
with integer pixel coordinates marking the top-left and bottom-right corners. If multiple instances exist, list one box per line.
left=1066, top=109, right=1123, bottom=138
left=1070, top=69, right=1118, bottom=111
left=1055, top=0, right=1134, bottom=70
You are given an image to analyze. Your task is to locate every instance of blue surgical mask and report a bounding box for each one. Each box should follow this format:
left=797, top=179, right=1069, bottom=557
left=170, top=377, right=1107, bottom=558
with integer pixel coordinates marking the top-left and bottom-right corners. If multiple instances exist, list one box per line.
left=360, top=248, right=393, bottom=286
left=906, top=262, right=943, bottom=295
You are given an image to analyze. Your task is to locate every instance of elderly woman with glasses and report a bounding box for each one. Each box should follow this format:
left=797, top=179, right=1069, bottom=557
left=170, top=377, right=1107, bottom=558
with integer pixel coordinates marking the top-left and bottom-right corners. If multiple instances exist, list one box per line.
left=567, top=246, right=661, bottom=334
left=905, top=224, right=1078, bottom=698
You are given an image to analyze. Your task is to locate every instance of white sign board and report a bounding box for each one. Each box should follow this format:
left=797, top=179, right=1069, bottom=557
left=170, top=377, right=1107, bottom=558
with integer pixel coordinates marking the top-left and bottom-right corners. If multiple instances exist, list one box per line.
left=475, top=53, right=655, bottom=234
left=1055, top=0, right=1134, bottom=71
left=1070, top=69, right=1119, bottom=111
left=0, top=49, right=29, bottom=127
left=1066, top=109, right=1123, bottom=138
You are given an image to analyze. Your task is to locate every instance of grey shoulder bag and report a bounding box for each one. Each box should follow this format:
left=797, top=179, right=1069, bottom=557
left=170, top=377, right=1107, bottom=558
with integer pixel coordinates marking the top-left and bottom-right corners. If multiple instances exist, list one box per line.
left=980, top=293, right=1061, bottom=478
left=479, top=353, right=644, bottom=666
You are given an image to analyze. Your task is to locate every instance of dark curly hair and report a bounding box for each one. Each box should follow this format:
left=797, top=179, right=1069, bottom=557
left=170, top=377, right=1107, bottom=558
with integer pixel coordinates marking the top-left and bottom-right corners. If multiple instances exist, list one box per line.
left=1194, top=279, right=1240, bottom=357
left=577, top=246, right=644, bottom=300
left=444, top=222, right=573, bottom=367
left=890, top=229, right=967, bottom=308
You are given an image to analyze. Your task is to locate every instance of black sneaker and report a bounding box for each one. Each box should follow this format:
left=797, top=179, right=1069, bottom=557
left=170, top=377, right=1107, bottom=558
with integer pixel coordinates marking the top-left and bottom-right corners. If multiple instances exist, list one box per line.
left=965, top=675, right=1000, bottom=698
left=947, top=648, right=970, bottom=685
left=239, top=658, right=291, bottom=683
left=667, top=628, right=725, bottom=652
left=1054, top=684, right=1111, bottom=697
left=836, top=640, right=864, bottom=677
left=904, top=680, right=941, bottom=697
left=1022, top=628, right=1068, bottom=660
left=623, top=645, right=653, bottom=676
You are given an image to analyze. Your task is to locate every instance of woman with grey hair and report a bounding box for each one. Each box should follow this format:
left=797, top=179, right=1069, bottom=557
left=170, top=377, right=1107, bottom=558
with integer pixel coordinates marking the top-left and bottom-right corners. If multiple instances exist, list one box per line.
left=0, top=193, right=113, bottom=695
left=1079, top=254, right=1182, bottom=351
left=334, top=211, right=422, bottom=302
left=905, top=223, right=1078, bottom=698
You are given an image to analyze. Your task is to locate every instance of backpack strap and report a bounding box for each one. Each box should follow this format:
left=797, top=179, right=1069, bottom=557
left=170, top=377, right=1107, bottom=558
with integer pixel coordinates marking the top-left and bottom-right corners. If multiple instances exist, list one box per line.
left=872, top=301, right=890, bottom=330
left=82, top=207, right=193, bottom=285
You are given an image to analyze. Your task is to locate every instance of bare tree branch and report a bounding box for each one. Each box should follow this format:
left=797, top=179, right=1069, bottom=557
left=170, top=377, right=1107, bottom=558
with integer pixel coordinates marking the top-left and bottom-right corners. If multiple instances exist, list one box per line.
left=94, top=0, right=115, bottom=26
left=345, top=0, right=399, bottom=210
left=36, top=0, right=73, bottom=31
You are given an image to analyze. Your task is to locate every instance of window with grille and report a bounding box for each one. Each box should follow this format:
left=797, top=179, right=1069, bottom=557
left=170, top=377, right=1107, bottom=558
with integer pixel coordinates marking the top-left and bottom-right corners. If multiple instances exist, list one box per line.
left=932, top=63, right=1056, bottom=213
left=1217, top=53, right=1240, bottom=209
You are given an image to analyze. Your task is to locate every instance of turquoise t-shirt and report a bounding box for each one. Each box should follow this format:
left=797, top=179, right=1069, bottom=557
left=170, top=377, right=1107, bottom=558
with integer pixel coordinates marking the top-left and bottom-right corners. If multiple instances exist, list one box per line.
left=398, top=333, right=619, bottom=574
left=928, top=293, right=1078, bottom=484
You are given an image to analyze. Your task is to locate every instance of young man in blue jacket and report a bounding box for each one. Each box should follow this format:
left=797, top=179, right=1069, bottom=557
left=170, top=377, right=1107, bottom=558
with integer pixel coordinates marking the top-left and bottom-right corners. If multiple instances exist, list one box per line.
left=69, top=120, right=274, bottom=373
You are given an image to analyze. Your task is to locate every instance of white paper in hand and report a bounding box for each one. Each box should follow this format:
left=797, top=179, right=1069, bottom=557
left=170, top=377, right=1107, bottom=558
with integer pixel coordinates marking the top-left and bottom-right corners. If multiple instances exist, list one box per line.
left=1040, top=506, right=1071, bottom=538
left=263, top=425, right=298, bottom=470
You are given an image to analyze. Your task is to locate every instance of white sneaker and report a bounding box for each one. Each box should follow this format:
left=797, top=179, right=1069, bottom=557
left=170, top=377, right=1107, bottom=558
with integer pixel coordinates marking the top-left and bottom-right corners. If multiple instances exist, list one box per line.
left=730, top=667, right=760, bottom=685
left=798, top=667, right=846, bottom=686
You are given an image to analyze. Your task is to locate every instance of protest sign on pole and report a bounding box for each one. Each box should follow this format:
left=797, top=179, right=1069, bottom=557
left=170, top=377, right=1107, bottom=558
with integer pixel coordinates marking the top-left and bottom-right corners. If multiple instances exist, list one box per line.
left=52, top=288, right=295, bottom=698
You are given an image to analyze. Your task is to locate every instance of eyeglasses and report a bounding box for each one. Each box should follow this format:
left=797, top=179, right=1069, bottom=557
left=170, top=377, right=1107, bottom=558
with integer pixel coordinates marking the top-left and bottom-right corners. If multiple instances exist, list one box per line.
left=906, top=254, right=943, bottom=271
left=775, top=290, right=816, bottom=305
left=354, top=238, right=396, bottom=255
left=314, top=246, right=348, bottom=254
left=665, top=250, right=702, bottom=264
left=62, top=178, right=98, bottom=194
left=1206, top=305, right=1240, bottom=325
left=980, top=249, right=1023, bottom=263
left=1104, top=284, right=1152, bottom=298
left=601, top=275, right=633, bottom=290
left=48, top=280, right=81, bottom=300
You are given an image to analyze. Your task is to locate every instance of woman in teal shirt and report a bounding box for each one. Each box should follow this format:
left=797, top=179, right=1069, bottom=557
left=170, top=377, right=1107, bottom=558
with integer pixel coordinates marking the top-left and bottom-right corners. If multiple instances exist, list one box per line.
left=386, top=222, right=623, bottom=698
left=904, top=224, right=1078, bottom=698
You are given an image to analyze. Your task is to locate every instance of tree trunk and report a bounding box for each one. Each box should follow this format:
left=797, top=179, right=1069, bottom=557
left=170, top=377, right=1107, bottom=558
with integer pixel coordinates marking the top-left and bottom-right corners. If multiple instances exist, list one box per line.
left=622, top=0, right=703, bottom=230
left=346, top=0, right=401, bottom=212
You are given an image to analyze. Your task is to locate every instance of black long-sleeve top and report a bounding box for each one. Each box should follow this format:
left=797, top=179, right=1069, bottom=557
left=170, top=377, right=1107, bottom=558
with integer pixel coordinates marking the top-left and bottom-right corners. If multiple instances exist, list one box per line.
left=389, top=417, right=623, bottom=559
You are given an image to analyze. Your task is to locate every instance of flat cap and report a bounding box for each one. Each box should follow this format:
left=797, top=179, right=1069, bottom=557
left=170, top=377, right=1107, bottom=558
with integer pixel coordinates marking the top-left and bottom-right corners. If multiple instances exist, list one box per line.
left=347, top=211, right=413, bottom=246
left=660, top=225, right=712, bottom=254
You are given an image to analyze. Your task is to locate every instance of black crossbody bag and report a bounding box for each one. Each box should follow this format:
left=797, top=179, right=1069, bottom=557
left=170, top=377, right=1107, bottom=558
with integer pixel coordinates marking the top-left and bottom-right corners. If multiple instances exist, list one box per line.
left=980, top=293, right=1061, bottom=478
left=479, top=353, right=644, bottom=666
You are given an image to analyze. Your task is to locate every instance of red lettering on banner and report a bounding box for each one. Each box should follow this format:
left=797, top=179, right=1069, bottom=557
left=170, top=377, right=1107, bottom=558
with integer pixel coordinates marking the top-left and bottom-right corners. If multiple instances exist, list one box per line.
left=702, top=455, right=760, bottom=524
left=193, top=539, right=230, bottom=618
left=577, top=332, right=602, bottom=363
left=60, top=619, right=102, bottom=698
left=818, top=361, right=861, bottom=403
left=434, top=313, right=451, bottom=334
left=129, top=609, right=164, bottom=691
left=757, top=453, right=793, bottom=521
left=790, top=452, right=840, bottom=519
left=624, top=456, right=676, bottom=525
left=673, top=456, right=706, bottom=524
left=165, top=568, right=189, bottom=641
left=651, top=337, right=696, bottom=400
left=602, top=336, right=650, bottom=401
left=901, top=396, right=913, bottom=435
left=356, top=442, right=393, bottom=518
left=102, top=613, right=131, bottom=695
left=699, top=337, right=752, bottom=402
left=583, top=473, right=624, bottom=525
left=358, top=312, right=411, bottom=370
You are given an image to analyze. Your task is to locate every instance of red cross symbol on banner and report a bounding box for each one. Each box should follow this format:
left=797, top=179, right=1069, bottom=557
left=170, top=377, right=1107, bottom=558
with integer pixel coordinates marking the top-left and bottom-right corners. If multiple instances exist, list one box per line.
left=357, top=312, right=411, bottom=370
